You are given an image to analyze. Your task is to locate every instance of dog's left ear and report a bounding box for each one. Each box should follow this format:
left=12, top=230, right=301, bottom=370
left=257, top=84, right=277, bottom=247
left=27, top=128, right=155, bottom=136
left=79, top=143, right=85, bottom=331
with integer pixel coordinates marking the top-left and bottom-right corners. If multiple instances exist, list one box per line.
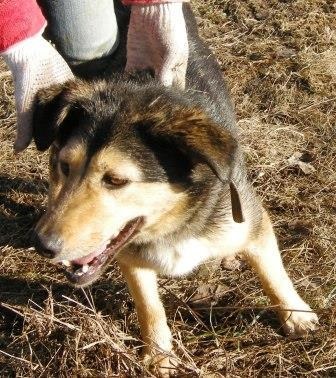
left=139, top=107, right=245, bottom=223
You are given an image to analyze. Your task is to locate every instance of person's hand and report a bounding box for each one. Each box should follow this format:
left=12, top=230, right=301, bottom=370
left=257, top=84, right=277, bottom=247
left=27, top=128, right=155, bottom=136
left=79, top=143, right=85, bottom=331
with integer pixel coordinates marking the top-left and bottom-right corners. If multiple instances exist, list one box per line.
left=126, top=3, right=188, bottom=89
left=2, top=34, right=74, bottom=152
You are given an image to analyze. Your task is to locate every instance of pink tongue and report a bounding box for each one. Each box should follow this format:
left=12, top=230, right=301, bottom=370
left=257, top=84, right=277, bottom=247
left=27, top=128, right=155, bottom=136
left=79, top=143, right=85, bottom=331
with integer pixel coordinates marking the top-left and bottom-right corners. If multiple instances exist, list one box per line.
left=72, top=247, right=106, bottom=265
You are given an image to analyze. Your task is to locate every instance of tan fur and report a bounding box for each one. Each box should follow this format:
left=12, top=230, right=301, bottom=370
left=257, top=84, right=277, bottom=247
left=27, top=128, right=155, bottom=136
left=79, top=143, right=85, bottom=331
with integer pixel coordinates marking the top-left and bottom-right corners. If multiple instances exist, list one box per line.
left=118, top=261, right=174, bottom=376
left=243, top=212, right=318, bottom=334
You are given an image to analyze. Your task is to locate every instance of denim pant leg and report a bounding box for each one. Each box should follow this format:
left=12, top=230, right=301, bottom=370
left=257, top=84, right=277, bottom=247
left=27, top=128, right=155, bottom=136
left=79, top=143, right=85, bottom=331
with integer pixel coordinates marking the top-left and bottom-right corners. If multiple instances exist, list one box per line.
left=38, top=0, right=119, bottom=66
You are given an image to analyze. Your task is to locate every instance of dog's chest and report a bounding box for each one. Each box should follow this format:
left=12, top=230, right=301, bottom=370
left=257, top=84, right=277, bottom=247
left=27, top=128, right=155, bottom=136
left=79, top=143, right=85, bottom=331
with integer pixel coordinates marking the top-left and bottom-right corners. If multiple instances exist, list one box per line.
left=149, top=237, right=215, bottom=276
left=141, top=223, right=249, bottom=277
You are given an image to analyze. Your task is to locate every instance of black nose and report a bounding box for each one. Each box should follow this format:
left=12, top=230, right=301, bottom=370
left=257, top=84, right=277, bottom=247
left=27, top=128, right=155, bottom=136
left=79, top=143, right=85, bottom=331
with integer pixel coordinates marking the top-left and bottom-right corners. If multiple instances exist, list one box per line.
left=33, top=232, right=63, bottom=259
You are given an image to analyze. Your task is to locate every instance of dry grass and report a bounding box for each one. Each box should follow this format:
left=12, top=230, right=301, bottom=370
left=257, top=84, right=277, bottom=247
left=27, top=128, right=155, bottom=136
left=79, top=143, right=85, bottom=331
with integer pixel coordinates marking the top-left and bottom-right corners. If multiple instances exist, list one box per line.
left=0, top=0, right=335, bottom=376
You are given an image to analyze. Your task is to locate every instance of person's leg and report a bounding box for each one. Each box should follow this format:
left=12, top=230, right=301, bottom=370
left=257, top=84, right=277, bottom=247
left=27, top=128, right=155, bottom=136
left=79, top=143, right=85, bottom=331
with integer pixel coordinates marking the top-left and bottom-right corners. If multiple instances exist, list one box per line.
left=38, top=0, right=119, bottom=74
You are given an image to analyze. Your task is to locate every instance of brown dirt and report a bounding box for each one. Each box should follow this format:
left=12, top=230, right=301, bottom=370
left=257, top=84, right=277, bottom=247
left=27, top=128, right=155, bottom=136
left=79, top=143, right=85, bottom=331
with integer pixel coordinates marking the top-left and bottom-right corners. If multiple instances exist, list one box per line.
left=0, top=0, right=335, bottom=376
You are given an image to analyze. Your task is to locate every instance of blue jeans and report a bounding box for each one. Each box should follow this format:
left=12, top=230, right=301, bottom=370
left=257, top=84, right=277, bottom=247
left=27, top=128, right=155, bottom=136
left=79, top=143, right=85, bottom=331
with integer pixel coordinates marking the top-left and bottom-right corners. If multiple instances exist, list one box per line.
left=38, top=0, right=119, bottom=66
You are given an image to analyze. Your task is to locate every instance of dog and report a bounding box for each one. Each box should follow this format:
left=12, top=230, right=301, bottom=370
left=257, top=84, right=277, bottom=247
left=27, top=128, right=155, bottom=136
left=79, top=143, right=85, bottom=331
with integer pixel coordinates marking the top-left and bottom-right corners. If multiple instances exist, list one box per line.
left=32, top=4, right=318, bottom=375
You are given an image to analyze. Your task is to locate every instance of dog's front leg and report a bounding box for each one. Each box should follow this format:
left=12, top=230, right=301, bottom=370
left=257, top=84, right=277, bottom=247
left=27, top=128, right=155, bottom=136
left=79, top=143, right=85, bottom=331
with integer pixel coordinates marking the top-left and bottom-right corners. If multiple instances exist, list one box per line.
left=244, top=211, right=318, bottom=336
left=118, top=261, right=175, bottom=377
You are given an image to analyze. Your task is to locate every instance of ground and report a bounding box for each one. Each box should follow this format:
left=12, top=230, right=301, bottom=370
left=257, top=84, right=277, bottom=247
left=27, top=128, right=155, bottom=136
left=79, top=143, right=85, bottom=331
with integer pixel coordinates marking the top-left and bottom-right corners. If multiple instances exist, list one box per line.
left=0, top=0, right=335, bottom=377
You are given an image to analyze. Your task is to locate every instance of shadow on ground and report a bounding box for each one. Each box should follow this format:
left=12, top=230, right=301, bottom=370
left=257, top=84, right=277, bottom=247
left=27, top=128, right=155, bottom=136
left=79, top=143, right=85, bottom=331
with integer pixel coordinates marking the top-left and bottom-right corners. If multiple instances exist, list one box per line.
left=0, top=175, right=47, bottom=248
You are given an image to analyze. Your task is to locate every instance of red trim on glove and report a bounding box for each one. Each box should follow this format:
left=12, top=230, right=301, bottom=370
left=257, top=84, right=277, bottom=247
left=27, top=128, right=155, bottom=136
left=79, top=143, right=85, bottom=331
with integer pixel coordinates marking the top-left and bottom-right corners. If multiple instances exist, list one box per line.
left=123, top=0, right=188, bottom=5
left=0, top=0, right=46, bottom=52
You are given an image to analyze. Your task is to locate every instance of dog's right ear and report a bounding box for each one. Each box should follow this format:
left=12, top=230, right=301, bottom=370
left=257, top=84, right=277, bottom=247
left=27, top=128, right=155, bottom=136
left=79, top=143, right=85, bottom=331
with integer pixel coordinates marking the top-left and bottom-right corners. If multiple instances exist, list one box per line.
left=32, top=80, right=90, bottom=151
left=32, top=83, right=70, bottom=151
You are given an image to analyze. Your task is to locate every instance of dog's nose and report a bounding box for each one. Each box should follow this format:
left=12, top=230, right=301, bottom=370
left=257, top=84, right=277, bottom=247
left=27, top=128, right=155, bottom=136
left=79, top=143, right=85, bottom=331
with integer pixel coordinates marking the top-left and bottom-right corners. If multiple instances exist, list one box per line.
left=33, top=232, right=63, bottom=259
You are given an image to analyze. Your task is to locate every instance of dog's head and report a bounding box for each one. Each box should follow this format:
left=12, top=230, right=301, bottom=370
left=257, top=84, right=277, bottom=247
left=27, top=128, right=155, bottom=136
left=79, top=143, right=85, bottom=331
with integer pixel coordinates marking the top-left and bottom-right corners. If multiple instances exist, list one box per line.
left=32, top=78, right=243, bottom=286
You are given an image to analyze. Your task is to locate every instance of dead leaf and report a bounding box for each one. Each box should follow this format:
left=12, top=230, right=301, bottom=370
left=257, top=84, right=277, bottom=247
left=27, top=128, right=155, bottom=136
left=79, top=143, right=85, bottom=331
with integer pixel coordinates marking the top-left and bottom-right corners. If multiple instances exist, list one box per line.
left=287, top=152, right=316, bottom=174
left=221, top=256, right=246, bottom=271
left=189, top=283, right=228, bottom=307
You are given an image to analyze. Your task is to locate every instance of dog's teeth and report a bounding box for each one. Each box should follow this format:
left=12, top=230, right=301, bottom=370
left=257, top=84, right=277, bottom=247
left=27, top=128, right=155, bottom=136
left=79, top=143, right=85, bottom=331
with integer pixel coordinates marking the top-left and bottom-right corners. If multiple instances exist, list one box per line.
left=82, top=264, right=89, bottom=273
left=61, top=260, right=70, bottom=267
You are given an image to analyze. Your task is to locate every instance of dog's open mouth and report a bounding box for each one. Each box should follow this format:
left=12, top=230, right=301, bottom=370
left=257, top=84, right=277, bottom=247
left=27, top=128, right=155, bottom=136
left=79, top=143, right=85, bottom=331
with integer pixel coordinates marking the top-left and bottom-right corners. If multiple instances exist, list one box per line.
left=61, top=217, right=144, bottom=286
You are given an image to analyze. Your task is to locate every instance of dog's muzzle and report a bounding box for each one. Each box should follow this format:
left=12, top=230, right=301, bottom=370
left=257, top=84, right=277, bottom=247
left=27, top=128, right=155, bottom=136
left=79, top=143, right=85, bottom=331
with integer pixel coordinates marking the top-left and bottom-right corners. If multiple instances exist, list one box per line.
left=33, top=231, right=63, bottom=259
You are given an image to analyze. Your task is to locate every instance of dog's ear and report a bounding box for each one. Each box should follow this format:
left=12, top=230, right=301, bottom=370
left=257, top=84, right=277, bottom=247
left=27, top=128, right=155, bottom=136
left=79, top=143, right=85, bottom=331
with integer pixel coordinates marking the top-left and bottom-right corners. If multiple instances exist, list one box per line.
left=32, top=83, right=70, bottom=151
left=138, top=107, right=245, bottom=223
left=32, top=80, right=88, bottom=151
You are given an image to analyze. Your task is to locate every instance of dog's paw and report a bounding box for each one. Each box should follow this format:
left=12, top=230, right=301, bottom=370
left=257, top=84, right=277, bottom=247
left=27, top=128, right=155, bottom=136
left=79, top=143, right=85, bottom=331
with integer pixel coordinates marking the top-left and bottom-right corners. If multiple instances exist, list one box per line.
left=280, top=305, right=318, bottom=336
left=143, top=351, right=178, bottom=377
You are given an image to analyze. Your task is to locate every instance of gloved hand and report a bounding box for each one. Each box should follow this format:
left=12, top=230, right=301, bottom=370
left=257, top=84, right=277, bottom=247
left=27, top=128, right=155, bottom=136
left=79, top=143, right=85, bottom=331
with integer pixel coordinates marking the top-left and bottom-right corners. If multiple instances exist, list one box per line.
left=2, top=34, right=74, bottom=152
left=126, top=2, right=188, bottom=89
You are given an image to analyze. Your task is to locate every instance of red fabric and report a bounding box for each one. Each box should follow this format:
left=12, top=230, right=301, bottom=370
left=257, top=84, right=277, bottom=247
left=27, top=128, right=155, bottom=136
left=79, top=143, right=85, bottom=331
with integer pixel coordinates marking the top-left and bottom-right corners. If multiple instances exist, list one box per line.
left=0, top=0, right=45, bottom=52
left=123, top=0, right=188, bottom=5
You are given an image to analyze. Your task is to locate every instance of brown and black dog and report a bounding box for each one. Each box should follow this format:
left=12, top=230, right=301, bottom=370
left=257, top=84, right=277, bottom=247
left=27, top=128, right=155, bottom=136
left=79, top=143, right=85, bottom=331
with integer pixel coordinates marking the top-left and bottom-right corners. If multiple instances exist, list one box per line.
left=32, top=4, right=318, bottom=375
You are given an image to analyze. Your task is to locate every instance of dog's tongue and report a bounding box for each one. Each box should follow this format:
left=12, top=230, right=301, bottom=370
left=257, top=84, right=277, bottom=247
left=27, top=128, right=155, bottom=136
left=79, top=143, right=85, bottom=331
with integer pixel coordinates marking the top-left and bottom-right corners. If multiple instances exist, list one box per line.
left=72, top=247, right=105, bottom=265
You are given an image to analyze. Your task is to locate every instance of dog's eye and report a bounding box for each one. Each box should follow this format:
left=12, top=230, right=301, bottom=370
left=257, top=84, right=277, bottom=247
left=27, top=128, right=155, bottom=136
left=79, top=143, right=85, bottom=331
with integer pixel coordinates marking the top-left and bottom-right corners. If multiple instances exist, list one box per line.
left=60, top=161, right=70, bottom=177
left=102, top=173, right=129, bottom=189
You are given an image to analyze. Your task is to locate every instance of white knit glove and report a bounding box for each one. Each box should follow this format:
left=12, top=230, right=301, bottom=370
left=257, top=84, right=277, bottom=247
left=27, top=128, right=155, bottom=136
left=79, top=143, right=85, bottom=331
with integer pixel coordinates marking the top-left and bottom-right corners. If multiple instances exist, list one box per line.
left=126, top=3, right=188, bottom=89
left=2, top=34, right=74, bottom=152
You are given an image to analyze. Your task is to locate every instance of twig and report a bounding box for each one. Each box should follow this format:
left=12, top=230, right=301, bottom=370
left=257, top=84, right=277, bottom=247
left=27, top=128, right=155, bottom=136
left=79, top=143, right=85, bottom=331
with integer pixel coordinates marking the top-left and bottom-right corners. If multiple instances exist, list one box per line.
left=0, top=349, right=39, bottom=370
